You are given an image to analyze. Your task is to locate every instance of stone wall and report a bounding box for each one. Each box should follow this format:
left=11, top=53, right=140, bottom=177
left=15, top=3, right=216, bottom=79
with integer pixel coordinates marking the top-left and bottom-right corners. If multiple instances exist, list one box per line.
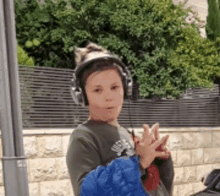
left=0, top=127, right=220, bottom=196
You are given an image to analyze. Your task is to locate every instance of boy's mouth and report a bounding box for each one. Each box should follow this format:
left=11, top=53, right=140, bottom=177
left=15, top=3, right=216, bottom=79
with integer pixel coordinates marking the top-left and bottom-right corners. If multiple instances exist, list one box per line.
left=106, top=107, right=114, bottom=109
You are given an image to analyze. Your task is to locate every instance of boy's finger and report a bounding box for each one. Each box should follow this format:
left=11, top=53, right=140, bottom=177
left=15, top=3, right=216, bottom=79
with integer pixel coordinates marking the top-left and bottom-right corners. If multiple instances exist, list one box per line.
left=150, top=132, right=155, bottom=143
left=134, top=137, right=141, bottom=144
left=152, top=135, right=169, bottom=149
left=142, top=124, right=150, bottom=140
left=161, top=145, right=166, bottom=151
left=155, top=123, right=160, bottom=141
left=164, top=149, right=171, bottom=155
left=162, top=135, right=169, bottom=147
left=151, top=123, right=159, bottom=141
left=155, top=150, right=171, bottom=158
left=157, top=154, right=171, bottom=159
left=155, top=151, right=168, bottom=158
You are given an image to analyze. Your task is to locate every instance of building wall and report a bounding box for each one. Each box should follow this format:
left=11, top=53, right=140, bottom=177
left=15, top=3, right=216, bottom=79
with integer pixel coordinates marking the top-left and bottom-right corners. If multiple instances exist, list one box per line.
left=173, top=0, right=208, bottom=38
left=185, top=0, right=208, bottom=21
left=0, top=127, right=219, bottom=196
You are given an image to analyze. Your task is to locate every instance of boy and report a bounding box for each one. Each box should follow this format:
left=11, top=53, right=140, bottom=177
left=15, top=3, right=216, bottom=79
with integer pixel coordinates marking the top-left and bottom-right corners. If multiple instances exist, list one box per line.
left=66, top=42, right=174, bottom=196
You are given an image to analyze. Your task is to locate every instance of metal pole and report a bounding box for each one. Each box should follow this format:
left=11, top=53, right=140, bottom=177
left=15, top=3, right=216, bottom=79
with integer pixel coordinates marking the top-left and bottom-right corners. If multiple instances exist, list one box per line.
left=4, top=0, right=26, bottom=157
left=0, top=0, right=20, bottom=194
left=0, top=0, right=16, bottom=159
left=219, top=83, right=220, bottom=126
left=0, top=0, right=30, bottom=195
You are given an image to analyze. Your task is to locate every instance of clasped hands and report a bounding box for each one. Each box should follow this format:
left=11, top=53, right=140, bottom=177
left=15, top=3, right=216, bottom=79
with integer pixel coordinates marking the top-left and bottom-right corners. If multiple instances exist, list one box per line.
left=134, top=123, right=171, bottom=169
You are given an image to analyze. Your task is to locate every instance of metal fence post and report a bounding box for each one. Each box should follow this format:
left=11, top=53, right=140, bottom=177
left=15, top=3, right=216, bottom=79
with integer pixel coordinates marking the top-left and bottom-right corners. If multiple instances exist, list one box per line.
left=218, top=96, right=220, bottom=126
left=0, top=0, right=30, bottom=195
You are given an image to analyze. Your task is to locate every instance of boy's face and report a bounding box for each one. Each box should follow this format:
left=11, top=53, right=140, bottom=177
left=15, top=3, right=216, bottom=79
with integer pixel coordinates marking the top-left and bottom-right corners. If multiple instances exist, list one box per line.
left=85, top=68, right=124, bottom=123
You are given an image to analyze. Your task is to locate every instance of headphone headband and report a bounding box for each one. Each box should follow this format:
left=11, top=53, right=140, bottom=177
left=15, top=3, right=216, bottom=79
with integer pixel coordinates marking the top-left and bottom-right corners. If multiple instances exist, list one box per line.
left=75, top=56, right=129, bottom=84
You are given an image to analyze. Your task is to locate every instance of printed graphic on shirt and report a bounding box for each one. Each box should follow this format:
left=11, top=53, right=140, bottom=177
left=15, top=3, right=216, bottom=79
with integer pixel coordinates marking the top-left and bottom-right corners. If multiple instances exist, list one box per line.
left=111, top=138, right=135, bottom=157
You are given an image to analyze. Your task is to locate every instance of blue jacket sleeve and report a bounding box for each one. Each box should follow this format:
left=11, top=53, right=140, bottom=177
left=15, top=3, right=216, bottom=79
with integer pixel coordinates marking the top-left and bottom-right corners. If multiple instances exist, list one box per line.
left=81, top=155, right=148, bottom=196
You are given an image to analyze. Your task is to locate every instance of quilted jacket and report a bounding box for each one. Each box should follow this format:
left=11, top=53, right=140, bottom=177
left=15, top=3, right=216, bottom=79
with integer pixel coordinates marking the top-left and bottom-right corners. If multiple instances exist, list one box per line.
left=80, top=155, right=148, bottom=196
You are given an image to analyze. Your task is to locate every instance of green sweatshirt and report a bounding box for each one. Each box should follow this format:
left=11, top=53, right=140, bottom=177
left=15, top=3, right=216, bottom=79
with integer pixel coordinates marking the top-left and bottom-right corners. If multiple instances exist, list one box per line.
left=66, top=119, right=173, bottom=196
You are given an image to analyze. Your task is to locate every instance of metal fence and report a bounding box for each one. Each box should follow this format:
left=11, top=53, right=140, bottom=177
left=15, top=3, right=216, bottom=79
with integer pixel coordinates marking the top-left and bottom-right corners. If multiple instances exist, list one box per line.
left=18, top=65, right=220, bottom=129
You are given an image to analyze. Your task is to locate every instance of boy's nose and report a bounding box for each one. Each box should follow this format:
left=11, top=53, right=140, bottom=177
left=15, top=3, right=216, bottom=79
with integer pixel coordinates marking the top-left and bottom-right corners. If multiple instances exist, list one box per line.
left=104, top=91, right=114, bottom=100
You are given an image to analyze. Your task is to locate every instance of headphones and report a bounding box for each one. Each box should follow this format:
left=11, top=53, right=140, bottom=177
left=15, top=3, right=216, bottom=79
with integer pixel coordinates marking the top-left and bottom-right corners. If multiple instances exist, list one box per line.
left=70, top=55, right=133, bottom=107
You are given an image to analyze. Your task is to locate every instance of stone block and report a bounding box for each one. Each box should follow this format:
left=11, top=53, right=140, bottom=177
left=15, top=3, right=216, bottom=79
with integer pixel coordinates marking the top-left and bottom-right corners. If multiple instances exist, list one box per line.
left=29, top=183, right=39, bottom=196
left=213, top=132, right=220, bottom=147
left=173, top=185, right=178, bottom=196
left=27, top=159, right=31, bottom=182
left=169, top=134, right=183, bottom=150
left=183, top=133, right=197, bottom=149
left=40, top=180, right=71, bottom=196
left=0, top=162, right=3, bottom=186
left=0, top=140, right=2, bottom=159
left=212, top=163, right=220, bottom=170
left=183, top=133, right=212, bottom=149
left=204, top=148, right=220, bottom=164
left=184, top=166, right=196, bottom=182
left=174, top=167, right=184, bottom=184
left=171, top=150, right=177, bottom=167
left=24, top=136, right=38, bottom=158
left=28, top=158, right=58, bottom=182
left=63, top=135, right=71, bottom=156
left=38, top=136, right=63, bottom=158
left=192, top=148, right=203, bottom=165
left=178, top=183, right=193, bottom=196
left=56, top=157, right=69, bottom=180
left=177, top=150, right=191, bottom=166
left=0, top=186, right=4, bottom=196
left=193, top=182, right=206, bottom=194
left=69, top=180, right=75, bottom=196
left=197, top=165, right=213, bottom=182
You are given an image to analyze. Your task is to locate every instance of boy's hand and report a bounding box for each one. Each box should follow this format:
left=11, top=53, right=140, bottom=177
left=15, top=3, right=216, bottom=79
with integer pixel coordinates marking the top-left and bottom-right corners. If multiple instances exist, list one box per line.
left=151, top=123, right=170, bottom=155
left=134, top=123, right=171, bottom=160
left=135, top=126, right=170, bottom=169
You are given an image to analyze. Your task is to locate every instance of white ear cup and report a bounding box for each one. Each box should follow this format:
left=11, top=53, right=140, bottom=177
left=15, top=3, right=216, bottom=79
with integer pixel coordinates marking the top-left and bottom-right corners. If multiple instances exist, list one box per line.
left=127, top=77, right=133, bottom=97
left=70, top=77, right=86, bottom=107
left=124, top=67, right=133, bottom=97
left=71, top=86, right=82, bottom=104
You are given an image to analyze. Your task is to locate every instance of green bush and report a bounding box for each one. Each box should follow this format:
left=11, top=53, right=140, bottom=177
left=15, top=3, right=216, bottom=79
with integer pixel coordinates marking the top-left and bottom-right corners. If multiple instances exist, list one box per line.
left=168, top=27, right=220, bottom=89
left=15, top=0, right=75, bottom=68
left=17, top=44, right=34, bottom=66
left=15, top=0, right=220, bottom=99
left=206, top=0, right=220, bottom=41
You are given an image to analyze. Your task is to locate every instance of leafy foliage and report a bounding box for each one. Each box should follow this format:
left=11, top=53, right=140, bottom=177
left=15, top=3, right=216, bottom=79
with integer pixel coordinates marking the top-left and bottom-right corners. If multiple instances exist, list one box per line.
left=15, top=0, right=75, bottom=68
left=206, top=0, right=220, bottom=41
left=15, top=0, right=220, bottom=99
left=17, top=45, right=34, bottom=66
left=168, top=27, right=220, bottom=91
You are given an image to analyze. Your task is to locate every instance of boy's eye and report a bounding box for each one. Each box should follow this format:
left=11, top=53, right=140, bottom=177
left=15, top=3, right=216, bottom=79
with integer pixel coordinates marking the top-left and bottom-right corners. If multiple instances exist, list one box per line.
left=112, top=86, right=118, bottom=90
left=94, top=89, right=101, bottom=92
left=93, top=86, right=119, bottom=93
